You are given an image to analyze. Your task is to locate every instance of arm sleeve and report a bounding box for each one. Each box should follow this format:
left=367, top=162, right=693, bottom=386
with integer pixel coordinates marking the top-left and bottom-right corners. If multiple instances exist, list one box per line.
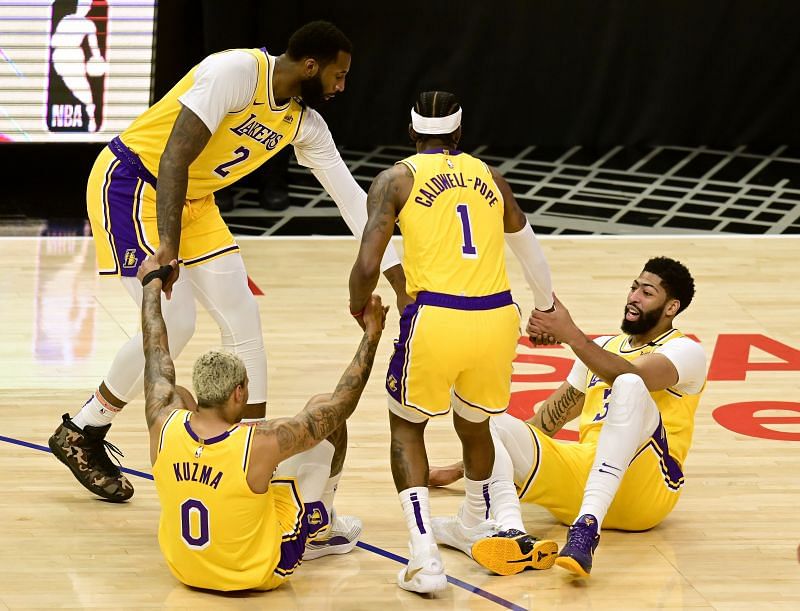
left=177, top=51, right=257, bottom=133
left=294, top=110, right=401, bottom=272
left=504, top=223, right=554, bottom=310
left=656, top=337, right=708, bottom=395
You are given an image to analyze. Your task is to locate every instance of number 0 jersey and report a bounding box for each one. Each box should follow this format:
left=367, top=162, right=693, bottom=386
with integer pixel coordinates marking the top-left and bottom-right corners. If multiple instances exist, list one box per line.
left=152, top=410, right=301, bottom=591
left=119, top=49, right=305, bottom=200
left=396, top=149, right=510, bottom=298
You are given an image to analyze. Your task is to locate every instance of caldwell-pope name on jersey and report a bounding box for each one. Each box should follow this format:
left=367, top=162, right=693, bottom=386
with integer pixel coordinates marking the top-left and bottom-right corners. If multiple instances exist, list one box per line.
left=172, top=461, right=223, bottom=489
left=414, top=173, right=499, bottom=207
left=230, top=113, right=284, bottom=150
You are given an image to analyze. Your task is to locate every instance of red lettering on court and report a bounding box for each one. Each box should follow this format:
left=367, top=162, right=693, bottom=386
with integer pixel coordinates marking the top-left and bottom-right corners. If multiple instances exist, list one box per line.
left=247, top=276, right=264, bottom=296
left=713, top=401, right=800, bottom=441
left=508, top=390, right=579, bottom=442
left=708, top=334, right=800, bottom=381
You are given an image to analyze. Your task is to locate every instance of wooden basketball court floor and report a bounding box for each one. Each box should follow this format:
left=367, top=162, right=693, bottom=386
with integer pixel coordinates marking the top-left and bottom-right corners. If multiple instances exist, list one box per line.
left=0, top=235, right=798, bottom=610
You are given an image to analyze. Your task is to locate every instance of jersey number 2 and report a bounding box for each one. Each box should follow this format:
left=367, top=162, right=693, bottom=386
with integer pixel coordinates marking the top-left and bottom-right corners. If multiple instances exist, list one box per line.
left=180, top=498, right=210, bottom=549
left=213, top=146, right=250, bottom=178
left=456, top=203, right=478, bottom=259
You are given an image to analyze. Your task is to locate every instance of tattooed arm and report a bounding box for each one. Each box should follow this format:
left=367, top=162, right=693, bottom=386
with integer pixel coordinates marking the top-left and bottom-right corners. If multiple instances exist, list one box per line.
left=153, top=105, right=212, bottom=296
left=349, top=164, right=413, bottom=327
left=138, top=259, right=184, bottom=463
left=529, top=380, right=585, bottom=437
left=249, top=295, right=388, bottom=479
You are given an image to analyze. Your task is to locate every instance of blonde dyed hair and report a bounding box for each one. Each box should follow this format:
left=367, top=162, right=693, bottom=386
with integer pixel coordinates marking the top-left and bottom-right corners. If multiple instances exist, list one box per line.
left=192, top=349, right=246, bottom=407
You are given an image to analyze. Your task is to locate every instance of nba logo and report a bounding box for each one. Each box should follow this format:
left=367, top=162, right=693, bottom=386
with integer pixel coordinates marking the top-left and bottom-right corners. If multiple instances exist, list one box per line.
left=47, top=0, right=108, bottom=133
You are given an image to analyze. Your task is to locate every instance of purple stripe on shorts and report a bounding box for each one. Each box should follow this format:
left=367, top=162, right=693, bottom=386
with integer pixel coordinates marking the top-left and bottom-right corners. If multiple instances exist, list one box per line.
left=409, top=491, right=427, bottom=534
left=482, top=483, right=491, bottom=519
left=415, top=290, right=513, bottom=310
left=104, top=159, right=151, bottom=276
left=648, top=418, right=684, bottom=489
left=303, top=500, right=330, bottom=540
left=386, top=302, right=422, bottom=404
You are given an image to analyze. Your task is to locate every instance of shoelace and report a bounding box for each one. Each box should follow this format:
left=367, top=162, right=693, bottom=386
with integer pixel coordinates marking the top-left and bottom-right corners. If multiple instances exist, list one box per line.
left=88, top=437, right=125, bottom=475
left=567, top=524, right=596, bottom=551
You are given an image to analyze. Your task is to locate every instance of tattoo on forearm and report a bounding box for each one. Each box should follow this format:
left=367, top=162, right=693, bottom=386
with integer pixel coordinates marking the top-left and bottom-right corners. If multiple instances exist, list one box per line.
left=142, top=288, right=176, bottom=427
left=538, top=386, right=582, bottom=435
left=260, top=333, right=379, bottom=456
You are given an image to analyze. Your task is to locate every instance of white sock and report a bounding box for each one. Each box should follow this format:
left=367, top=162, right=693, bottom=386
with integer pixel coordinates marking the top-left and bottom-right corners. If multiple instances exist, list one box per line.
left=321, top=471, right=342, bottom=523
left=488, top=479, right=526, bottom=532
left=460, top=476, right=492, bottom=528
left=71, top=391, right=122, bottom=430
left=399, top=487, right=436, bottom=551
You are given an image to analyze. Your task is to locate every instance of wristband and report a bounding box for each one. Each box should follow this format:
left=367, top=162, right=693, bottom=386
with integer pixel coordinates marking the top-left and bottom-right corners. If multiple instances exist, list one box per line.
left=142, top=264, right=174, bottom=286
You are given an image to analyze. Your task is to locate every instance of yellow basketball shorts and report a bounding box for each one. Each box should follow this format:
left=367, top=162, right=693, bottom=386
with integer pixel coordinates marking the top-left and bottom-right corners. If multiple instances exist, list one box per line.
left=254, top=478, right=310, bottom=591
left=517, top=420, right=684, bottom=531
left=386, top=290, right=521, bottom=421
left=87, top=137, right=238, bottom=277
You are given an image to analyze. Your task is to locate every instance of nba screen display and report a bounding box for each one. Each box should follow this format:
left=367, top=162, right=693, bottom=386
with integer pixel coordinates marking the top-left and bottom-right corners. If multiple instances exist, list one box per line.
left=0, top=0, right=156, bottom=143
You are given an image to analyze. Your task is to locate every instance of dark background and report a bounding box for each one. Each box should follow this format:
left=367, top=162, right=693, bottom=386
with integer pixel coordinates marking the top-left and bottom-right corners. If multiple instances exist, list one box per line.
left=3, top=0, right=800, bottom=219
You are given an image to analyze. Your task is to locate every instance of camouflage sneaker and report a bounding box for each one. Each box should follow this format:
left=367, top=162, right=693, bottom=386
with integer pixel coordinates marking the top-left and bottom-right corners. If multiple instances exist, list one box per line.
left=48, top=413, right=134, bottom=502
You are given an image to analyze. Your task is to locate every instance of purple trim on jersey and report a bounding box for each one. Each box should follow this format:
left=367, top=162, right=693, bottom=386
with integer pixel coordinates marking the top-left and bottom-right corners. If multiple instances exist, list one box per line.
left=420, top=148, right=463, bottom=155
left=415, top=290, right=513, bottom=311
left=101, top=157, right=155, bottom=276
left=182, top=244, right=241, bottom=267
left=636, top=417, right=684, bottom=490
left=482, top=482, right=491, bottom=519
left=410, top=491, right=427, bottom=534
left=386, top=302, right=422, bottom=404
left=183, top=419, right=233, bottom=445
left=108, top=137, right=157, bottom=186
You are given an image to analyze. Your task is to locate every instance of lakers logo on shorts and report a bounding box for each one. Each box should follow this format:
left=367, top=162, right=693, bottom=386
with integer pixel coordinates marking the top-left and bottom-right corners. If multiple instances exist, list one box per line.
left=387, top=374, right=398, bottom=392
left=122, top=249, right=138, bottom=269
left=308, top=507, right=324, bottom=526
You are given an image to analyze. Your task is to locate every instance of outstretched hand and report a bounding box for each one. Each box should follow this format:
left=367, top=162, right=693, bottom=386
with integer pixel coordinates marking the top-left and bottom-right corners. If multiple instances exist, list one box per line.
left=137, top=255, right=178, bottom=289
left=152, top=246, right=180, bottom=298
left=361, top=294, right=389, bottom=335
left=527, top=294, right=579, bottom=345
left=429, top=461, right=465, bottom=487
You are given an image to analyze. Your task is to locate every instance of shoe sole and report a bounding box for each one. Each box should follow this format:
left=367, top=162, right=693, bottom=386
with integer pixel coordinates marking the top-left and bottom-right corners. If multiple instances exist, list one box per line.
left=554, top=555, right=591, bottom=578
left=397, top=569, right=448, bottom=594
left=303, top=538, right=359, bottom=561
left=48, top=435, right=132, bottom=502
left=471, top=538, right=558, bottom=575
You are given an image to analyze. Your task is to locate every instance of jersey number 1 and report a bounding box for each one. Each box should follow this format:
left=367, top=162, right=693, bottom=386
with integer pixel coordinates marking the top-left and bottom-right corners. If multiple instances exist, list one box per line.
left=456, top=203, right=478, bottom=259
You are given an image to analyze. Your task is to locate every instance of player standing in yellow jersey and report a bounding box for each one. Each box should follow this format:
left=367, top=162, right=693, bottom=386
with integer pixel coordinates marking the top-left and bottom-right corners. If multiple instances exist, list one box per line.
left=49, top=21, right=408, bottom=502
left=137, top=255, right=388, bottom=591
left=349, top=91, right=558, bottom=594
left=430, top=257, right=707, bottom=578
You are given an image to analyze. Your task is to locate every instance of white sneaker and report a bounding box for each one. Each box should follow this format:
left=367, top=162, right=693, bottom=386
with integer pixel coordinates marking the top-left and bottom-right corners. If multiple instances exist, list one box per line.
left=303, top=514, right=362, bottom=560
left=397, top=543, right=448, bottom=594
left=432, top=515, right=500, bottom=558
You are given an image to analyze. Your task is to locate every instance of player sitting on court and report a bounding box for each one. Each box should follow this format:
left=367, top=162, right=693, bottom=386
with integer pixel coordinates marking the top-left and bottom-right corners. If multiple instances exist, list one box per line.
left=431, top=257, right=707, bottom=578
left=138, top=256, right=387, bottom=591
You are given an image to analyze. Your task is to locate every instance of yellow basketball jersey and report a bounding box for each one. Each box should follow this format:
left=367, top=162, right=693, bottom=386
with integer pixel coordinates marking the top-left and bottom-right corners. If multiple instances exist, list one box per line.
left=152, top=410, right=285, bottom=591
left=397, top=150, right=510, bottom=297
left=120, top=49, right=305, bottom=200
left=578, top=329, right=704, bottom=464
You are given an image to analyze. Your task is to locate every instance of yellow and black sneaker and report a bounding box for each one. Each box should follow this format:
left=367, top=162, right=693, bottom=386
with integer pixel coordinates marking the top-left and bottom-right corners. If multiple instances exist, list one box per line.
left=48, top=413, right=134, bottom=502
left=471, top=529, right=558, bottom=575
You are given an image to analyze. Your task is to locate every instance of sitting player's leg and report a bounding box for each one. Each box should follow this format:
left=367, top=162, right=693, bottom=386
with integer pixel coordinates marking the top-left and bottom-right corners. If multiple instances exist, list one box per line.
left=556, top=372, right=661, bottom=577
left=185, top=253, right=267, bottom=420
left=437, top=409, right=558, bottom=574
left=49, top=274, right=197, bottom=502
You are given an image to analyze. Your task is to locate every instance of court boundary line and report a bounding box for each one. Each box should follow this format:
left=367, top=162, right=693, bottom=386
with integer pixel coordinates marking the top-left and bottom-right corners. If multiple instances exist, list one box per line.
left=0, top=434, right=526, bottom=611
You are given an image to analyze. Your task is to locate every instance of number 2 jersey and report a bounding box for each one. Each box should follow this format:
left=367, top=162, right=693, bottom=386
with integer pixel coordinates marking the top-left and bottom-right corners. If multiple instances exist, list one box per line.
left=152, top=409, right=305, bottom=591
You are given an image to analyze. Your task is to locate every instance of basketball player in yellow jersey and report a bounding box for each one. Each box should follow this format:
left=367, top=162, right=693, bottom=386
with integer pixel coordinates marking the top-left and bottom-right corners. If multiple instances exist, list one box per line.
left=349, top=91, right=558, bottom=594
left=136, top=255, right=388, bottom=591
left=430, top=257, right=707, bottom=578
left=49, top=21, right=408, bottom=503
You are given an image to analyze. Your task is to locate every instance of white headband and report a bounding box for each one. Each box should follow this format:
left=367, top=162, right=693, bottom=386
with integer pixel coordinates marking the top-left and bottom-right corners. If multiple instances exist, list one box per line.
left=410, top=107, right=462, bottom=134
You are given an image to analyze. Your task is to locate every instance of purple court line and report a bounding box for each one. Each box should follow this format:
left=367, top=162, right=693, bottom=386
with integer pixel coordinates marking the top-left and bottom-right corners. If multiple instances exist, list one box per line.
left=1, top=434, right=527, bottom=611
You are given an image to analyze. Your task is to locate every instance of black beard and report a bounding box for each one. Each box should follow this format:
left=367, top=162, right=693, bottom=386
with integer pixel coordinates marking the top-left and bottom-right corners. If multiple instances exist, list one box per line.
left=620, top=304, right=664, bottom=335
left=299, top=74, right=326, bottom=108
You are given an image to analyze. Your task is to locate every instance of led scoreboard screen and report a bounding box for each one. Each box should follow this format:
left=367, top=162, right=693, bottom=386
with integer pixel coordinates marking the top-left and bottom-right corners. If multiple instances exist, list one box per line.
left=0, top=0, right=156, bottom=142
